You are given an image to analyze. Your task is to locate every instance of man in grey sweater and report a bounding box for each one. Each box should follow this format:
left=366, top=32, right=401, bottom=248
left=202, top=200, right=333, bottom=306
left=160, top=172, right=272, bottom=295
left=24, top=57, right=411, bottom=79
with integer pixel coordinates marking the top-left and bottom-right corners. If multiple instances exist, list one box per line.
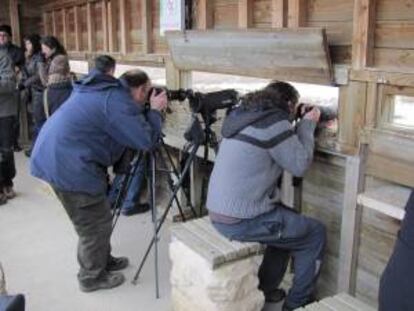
left=207, top=81, right=326, bottom=311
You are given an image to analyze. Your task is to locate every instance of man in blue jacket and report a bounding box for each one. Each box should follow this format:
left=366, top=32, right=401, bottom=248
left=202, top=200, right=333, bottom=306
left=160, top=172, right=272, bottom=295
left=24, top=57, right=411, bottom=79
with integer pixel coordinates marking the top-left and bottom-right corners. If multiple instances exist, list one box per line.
left=30, top=56, right=167, bottom=292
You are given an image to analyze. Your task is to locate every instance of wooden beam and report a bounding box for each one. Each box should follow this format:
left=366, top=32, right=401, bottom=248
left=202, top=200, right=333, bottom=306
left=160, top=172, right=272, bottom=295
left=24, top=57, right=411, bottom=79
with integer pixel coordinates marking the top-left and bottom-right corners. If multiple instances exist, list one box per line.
left=337, top=154, right=365, bottom=294
left=62, top=8, right=68, bottom=48
left=86, top=2, right=95, bottom=52
left=52, top=10, right=57, bottom=36
left=118, top=0, right=128, bottom=54
left=9, top=0, right=21, bottom=45
left=352, top=0, right=377, bottom=69
left=42, top=12, right=48, bottom=36
left=287, top=0, right=307, bottom=28
left=271, top=0, right=286, bottom=28
left=238, top=0, right=253, bottom=28
left=74, top=6, right=81, bottom=51
left=198, top=0, right=213, bottom=30
left=101, top=0, right=109, bottom=51
left=108, top=0, right=117, bottom=52
left=142, top=0, right=152, bottom=54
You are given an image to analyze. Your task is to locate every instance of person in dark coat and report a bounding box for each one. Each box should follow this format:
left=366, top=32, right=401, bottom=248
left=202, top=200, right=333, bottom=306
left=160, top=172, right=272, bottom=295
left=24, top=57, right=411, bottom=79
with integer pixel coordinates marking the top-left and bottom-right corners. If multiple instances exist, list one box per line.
left=379, top=190, right=414, bottom=311
left=0, top=51, right=18, bottom=204
left=30, top=58, right=168, bottom=292
left=20, top=34, right=44, bottom=157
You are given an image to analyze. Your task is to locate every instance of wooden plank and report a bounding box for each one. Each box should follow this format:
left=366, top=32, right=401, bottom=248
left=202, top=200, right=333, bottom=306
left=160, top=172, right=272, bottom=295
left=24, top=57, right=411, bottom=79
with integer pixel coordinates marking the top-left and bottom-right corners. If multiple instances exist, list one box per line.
left=375, top=21, right=414, bottom=49
left=287, top=0, right=306, bottom=28
left=238, top=0, right=253, bottom=28
left=337, top=155, right=364, bottom=294
left=101, top=0, right=108, bottom=51
left=320, top=297, right=358, bottom=311
left=307, top=0, right=354, bottom=22
left=365, top=82, right=378, bottom=129
left=9, top=0, right=21, bottom=45
left=42, top=12, right=48, bottom=35
left=303, top=302, right=333, bottom=311
left=118, top=0, right=128, bottom=54
left=376, top=0, right=414, bottom=21
left=271, top=0, right=286, bottom=28
left=198, top=0, right=214, bottom=29
left=336, top=293, right=376, bottom=311
left=308, top=21, right=352, bottom=46
left=86, top=2, right=94, bottom=52
left=374, top=48, right=414, bottom=72
left=141, top=0, right=152, bottom=54
left=74, top=6, right=81, bottom=51
left=166, top=29, right=334, bottom=85
left=352, top=0, right=377, bottom=69
left=351, top=69, right=414, bottom=87
left=107, top=0, right=117, bottom=52
left=51, top=10, right=57, bottom=36
left=62, top=8, right=68, bottom=48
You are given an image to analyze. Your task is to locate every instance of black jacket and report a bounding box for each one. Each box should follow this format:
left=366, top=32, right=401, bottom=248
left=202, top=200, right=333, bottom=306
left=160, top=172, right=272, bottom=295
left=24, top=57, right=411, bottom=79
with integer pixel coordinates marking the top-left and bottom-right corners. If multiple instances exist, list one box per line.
left=22, top=52, right=44, bottom=91
left=46, top=80, right=73, bottom=116
left=0, top=43, right=25, bottom=70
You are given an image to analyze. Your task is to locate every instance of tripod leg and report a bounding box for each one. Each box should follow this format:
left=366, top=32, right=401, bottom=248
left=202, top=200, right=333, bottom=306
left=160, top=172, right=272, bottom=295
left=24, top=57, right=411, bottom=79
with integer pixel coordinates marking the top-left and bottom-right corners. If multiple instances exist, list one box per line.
left=160, top=143, right=197, bottom=218
left=132, top=143, right=200, bottom=284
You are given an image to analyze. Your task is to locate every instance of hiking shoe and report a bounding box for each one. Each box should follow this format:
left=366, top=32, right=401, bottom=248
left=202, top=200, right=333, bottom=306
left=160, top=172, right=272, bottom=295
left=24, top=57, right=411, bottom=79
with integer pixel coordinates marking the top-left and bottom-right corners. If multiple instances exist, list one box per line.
left=79, top=272, right=125, bottom=293
left=4, top=187, right=16, bottom=200
left=0, top=193, right=7, bottom=205
left=264, top=288, right=286, bottom=303
left=107, top=256, right=129, bottom=272
left=121, top=203, right=150, bottom=216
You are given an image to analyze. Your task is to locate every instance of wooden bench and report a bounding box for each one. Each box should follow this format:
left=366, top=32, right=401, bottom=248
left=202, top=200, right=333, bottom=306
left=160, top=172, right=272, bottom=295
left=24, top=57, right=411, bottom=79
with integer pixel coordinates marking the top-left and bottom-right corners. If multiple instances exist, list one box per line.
left=170, top=216, right=265, bottom=311
left=297, top=293, right=375, bottom=311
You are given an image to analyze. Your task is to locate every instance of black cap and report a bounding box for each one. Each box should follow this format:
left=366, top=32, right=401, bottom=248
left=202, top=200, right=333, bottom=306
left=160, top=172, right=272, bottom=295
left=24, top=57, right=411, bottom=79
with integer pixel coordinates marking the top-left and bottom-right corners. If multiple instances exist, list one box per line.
left=0, top=25, right=12, bottom=37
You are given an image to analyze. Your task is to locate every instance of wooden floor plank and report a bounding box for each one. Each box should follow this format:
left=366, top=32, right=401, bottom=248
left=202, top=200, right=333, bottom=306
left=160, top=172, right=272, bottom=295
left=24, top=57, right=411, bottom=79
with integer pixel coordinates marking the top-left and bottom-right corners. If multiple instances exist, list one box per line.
left=335, top=293, right=376, bottom=311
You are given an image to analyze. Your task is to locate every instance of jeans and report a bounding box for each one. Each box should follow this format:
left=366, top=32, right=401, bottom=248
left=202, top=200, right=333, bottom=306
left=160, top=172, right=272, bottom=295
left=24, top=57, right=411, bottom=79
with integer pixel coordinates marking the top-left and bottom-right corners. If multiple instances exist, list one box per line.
left=108, top=160, right=146, bottom=212
left=212, top=204, right=326, bottom=309
left=30, top=90, right=45, bottom=150
left=0, top=116, right=16, bottom=191
left=53, top=189, right=113, bottom=283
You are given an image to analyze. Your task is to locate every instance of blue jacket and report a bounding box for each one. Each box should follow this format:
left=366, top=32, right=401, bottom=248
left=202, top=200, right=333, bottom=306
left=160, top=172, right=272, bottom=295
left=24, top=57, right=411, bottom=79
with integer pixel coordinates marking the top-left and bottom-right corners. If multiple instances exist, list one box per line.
left=30, top=69, right=162, bottom=195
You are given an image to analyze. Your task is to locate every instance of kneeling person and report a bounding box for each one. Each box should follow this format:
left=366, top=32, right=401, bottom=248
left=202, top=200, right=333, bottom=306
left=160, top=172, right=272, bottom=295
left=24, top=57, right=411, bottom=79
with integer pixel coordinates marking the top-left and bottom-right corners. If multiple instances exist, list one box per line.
left=30, top=56, right=167, bottom=292
left=207, top=81, right=326, bottom=311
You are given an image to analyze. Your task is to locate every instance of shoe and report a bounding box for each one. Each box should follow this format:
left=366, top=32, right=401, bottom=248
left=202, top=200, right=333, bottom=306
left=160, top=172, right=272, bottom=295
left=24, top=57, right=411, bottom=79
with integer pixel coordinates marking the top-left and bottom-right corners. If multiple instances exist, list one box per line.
left=121, top=203, right=150, bottom=216
left=79, top=272, right=125, bottom=293
left=0, top=193, right=7, bottom=205
left=24, top=149, right=31, bottom=158
left=14, top=145, right=22, bottom=152
left=107, top=255, right=129, bottom=272
left=282, top=296, right=316, bottom=311
left=264, top=288, right=286, bottom=303
left=3, top=187, right=16, bottom=200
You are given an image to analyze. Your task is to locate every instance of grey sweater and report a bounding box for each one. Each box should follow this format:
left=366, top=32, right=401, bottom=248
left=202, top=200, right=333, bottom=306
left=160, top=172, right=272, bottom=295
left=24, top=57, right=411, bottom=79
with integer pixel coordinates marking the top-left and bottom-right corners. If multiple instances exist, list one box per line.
left=0, top=52, right=17, bottom=118
left=207, top=108, right=316, bottom=220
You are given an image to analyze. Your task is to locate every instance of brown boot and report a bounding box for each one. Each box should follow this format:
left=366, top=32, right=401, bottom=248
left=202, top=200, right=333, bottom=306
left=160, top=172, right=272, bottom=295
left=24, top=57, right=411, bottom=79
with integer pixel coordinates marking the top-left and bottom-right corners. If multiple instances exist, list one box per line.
left=3, top=187, right=16, bottom=200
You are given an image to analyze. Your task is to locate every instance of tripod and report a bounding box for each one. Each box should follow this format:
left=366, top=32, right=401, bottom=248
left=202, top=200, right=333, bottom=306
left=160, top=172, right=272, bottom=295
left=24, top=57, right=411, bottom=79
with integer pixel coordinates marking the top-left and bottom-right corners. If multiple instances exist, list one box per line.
left=111, top=114, right=218, bottom=298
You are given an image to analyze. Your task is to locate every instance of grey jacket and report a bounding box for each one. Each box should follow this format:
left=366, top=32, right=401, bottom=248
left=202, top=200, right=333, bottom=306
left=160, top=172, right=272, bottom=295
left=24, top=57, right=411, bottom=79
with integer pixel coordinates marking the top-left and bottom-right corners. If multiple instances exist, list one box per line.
left=23, top=52, right=44, bottom=91
left=207, top=107, right=316, bottom=219
left=0, top=52, right=17, bottom=118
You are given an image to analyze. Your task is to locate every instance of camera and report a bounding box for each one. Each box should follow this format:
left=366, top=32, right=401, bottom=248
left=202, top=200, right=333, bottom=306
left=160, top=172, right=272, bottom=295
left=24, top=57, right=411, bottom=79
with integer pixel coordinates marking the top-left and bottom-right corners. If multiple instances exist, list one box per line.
left=295, top=103, right=337, bottom=123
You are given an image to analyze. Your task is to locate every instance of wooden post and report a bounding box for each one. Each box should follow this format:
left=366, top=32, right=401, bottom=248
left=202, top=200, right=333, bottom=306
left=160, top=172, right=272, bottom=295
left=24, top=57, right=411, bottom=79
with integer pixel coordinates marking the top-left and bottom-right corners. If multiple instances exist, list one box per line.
left=74, top=6, right=81, bottom=51
left=86, top=2, right=95, bottom=52
left=102, top=0, right=109, bottom=51
left=365, top=82, right=378, bottom=129
left=287, top=0, right=306, bottom=28
left=52, top=10, right=57, bottom=36
left=337, top=151, right=366, bottom=294
left=198, top=0, right=213, bottom=30
left=142, top=0, right=152, bottom=54
left=108, top=0, right=117, bottom=52
left=119, top=0, right=128, bottom=54
left=238, top=0, right=253, bottom=28
left=352, top=0, right=377, bottom=69
left=9, top=0, right=21, bottom=45
left=42, top=12, right=48, bottom=35
left=271, top=0, right=286, bottom=28
left=62, top=8, right=68, bottom=48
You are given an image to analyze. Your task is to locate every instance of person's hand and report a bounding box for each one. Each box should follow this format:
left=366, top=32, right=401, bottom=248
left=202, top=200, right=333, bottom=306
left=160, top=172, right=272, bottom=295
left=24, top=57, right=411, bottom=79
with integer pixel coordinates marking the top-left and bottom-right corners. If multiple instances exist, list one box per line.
left=304, top=107, right=321, bottom=123
left=150, top=90, right=168, bottom=112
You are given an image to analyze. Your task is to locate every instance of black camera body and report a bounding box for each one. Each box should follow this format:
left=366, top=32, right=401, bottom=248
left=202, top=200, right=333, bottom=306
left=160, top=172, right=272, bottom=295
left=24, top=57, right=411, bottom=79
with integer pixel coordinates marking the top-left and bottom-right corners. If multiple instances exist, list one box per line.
left=295, top=103, right=337, bottom=123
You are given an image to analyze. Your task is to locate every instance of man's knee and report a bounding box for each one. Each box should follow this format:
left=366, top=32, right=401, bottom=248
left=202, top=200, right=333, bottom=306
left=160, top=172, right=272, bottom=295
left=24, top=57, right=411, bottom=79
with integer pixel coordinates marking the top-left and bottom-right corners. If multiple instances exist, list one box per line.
left=310, top=220, right=327, bottom=249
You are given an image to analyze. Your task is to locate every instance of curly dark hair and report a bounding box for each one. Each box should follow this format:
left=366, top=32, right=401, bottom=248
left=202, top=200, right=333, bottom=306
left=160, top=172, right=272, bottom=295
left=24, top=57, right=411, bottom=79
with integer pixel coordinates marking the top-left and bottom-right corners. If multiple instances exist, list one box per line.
left=41, top=36, right=67, bottom=56
left=240, top=81, right=299, bottom=114
left=23, top=34, right=42, bottom=55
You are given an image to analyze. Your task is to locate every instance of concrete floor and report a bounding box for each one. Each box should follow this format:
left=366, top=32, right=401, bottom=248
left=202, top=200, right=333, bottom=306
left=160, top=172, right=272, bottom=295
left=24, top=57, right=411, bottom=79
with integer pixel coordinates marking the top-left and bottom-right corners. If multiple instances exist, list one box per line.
left=0, top=153, right=283, bottom=311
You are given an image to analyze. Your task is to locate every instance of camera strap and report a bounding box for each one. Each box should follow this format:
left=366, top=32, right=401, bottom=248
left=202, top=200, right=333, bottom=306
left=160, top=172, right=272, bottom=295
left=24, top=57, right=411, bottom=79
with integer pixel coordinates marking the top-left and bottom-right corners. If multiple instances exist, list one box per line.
left=232, top=129, right=294, bottom=149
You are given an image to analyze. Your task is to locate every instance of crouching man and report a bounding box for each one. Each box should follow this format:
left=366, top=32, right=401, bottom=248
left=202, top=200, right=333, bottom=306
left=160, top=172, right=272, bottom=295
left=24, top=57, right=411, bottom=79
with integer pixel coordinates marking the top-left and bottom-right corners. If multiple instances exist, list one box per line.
left=30, top=56, right=167, bottom=292
left=207, top=81, right=326, bottom=310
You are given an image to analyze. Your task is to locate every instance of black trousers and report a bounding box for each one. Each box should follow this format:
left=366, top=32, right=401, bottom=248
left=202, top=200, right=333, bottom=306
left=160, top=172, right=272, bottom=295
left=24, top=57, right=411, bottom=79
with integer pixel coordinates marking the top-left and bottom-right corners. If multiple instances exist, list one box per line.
left=0, top=116, right=16, bottom=191
left=53, top=189, right=113, bottom=283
